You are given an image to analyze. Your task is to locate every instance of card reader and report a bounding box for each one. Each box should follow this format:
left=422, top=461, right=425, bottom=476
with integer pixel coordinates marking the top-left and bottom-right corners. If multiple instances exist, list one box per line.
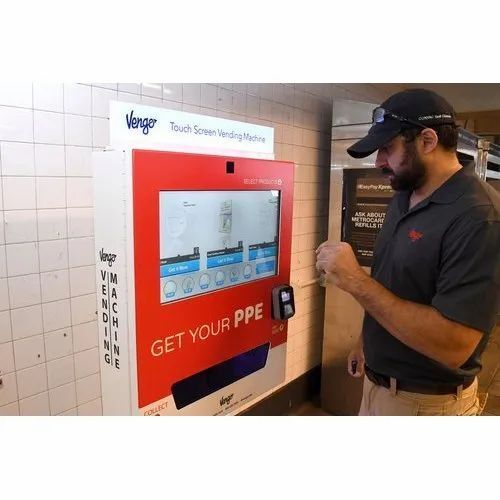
left=272, top=285, right=295, bottom=320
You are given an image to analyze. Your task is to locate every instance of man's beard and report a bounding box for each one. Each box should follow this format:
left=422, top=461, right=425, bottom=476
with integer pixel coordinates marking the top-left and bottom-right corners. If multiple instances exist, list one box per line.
left=383, top=142, right=427, bottom=191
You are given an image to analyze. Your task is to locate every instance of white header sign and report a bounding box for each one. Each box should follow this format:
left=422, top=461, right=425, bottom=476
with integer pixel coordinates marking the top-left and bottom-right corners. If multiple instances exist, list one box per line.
left=109, top=101, right=274, bottom=159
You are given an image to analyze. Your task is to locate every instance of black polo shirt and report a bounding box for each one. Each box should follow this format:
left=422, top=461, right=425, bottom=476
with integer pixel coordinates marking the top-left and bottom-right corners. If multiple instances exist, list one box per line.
left=363, top=166, right=500, bottom=387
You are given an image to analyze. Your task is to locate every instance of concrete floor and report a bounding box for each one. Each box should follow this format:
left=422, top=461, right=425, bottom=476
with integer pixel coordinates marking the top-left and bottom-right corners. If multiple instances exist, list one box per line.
left=290, top=322, right=500, bottom=416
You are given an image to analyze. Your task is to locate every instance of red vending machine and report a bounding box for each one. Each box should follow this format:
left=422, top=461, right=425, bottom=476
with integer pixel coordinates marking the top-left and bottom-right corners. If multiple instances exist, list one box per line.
left=94, top=147, right=294, bottom=415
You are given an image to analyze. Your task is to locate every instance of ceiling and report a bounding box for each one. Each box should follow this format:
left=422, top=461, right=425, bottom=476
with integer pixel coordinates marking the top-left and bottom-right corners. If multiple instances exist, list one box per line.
left=372, top=83, right=500, bottom=113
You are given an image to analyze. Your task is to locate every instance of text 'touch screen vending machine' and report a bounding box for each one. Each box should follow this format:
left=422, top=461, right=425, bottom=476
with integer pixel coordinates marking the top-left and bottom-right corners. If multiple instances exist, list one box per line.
left=94, top=148, right=294, bottom=415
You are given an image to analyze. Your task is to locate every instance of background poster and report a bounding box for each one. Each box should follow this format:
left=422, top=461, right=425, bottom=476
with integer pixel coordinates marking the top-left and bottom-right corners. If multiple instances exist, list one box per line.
left=342, top=168, right=394, bottom=267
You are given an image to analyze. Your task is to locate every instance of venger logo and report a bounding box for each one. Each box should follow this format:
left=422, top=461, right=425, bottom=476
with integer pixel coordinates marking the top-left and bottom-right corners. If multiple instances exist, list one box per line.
left=99, top=248, right=116, bottom=267
left=126, top=110, right=157, bottom=135
left=220, top=393, right=234, bottom=407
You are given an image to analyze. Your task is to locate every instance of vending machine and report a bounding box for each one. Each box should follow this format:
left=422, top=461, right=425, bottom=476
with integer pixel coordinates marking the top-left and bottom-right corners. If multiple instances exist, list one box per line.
left=93, top=103, right=294, bottom=415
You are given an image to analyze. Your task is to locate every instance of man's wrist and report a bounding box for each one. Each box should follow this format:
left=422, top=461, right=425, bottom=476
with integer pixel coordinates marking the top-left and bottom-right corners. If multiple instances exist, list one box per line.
left=348, top=270, right=375, bottom=300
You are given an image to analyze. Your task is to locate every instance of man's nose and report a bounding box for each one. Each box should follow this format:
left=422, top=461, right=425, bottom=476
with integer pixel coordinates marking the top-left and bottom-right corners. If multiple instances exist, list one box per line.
left=375, top=151, right=386, bottom=169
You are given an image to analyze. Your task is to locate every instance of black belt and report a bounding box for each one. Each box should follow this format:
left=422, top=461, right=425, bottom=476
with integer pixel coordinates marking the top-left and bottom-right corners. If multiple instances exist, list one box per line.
left=364, top=365, right=475, bottom=395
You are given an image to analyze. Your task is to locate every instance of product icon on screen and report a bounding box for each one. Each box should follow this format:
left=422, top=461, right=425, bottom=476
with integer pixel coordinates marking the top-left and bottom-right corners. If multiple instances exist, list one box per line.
left=182, top=277, right=194, bottom=293
left=163, top=281, right=177, bottom=298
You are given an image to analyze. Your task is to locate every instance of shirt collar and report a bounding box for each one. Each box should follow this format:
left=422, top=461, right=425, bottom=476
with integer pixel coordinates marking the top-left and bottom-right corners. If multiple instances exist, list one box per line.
left=428, top=165, right=474, bottom=205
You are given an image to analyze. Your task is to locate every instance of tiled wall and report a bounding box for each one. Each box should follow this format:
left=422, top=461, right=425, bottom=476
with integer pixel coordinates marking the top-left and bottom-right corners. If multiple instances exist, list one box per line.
left=0, top=83, right=397, bottom=416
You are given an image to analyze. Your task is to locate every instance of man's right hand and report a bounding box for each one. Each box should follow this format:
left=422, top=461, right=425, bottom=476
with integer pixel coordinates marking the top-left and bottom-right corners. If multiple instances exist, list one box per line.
left=347, top=347, right=365, bottom=378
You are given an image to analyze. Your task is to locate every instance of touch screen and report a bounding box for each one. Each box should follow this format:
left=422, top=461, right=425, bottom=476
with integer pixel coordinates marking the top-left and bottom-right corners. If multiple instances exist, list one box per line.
left=159, top=190, right=280, bottom=303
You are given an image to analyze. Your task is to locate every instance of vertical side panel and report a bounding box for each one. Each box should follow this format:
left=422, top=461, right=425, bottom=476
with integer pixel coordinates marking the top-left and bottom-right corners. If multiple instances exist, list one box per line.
left=93, top=150, right=132, bottom=415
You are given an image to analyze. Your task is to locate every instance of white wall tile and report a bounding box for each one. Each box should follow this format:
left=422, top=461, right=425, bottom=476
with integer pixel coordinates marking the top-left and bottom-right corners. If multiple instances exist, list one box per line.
left=74, top=347, right=99, bottom=379
left=16, top=363, right=48, bottom=399
left=49, top=381, right=76, bottom=415
left=13, top=334, right=45, bottom=370
left=4, top=210, right=37, bottom=243
left=77, top=397, right=102, bottom=416
left=162, top=100, right=182, bottom=111
left=19, top=391, right=50, bottom=415
left=34, top=110, right=65, bottom=145
left=36, top=177, right=66, bottom=209
left=118, top=91, right=141, bottom=104
left=58, top=407, right=77, bottom=415
left=6, top=242, right=39, bottom=276
left=92, top=87, right=116, bottom=118
left=44, top=327, right=72, bottom=361
left=37, top=208, right=67, bottom=241
left=162, top=83, right=182, bottom=102
left=217, top=87, right=233, bottom=112
left=0, top=372, right=18, bottom=406
left=33, top=83, right=64, bottom=112
left=66, top=178, right=93, bottom=207
left=65, top=146, right=92, bottom=177
left=10, top=304, right=43, bottom=340
left=0, top=106, right=33, bottom=142
left=0, top=278, right=9, bottom=311
left=67, top=208, right=93, bottom=238
left=141, top=83, right=162, bottom=98
left=0, top=310, right=12, bottom=343
left=0, top=245, right=5, bottom=277
left=76, top=373, right=100, bottom=405
left=92, top=83, right=117, bottom=90
left=233, top=92, right=246, bottom=115
left=141, top=96, right=162, bottom=107
left=70, top=265, right=96, bottom=297
left=233, top=83, right=247, bottom=94
left=38, top=239, right=68, bottom=272
left=68, top=237, right=94, bottom=267
left=34, top=144, right=65, bottom=176
left=183, top=84, right=201, bottom=106
left=72, top=320, right=98, bottom=352
left=65, top=114, right=92, bottom=146
left=0, top=341, right=15, bottom=373
left=40, top=270, right=70, bottom=302
left=71, top=294, right=97, bottom=327
left=42, top=299, right=71, bottom=333
left=118, top=83, right=141, bottom=94
left=0, top=213, right=4, bottom=243
left=0, top=142, right=35, bottom=176
left=182, top=103, right=200, bottom=114
left=92, top=117, right=109, bottom=148
left=64, top=84, right=91, bottom=116
left=47, top=355, right=74, bottom=389
left=246, top=95, right=260, bottom=118
left=200, top=84, right=217, bottom=109
left=2, top=177, right=36, bottom=210
left=0, top=401, right=19, bottom=416
left=8, top=274, right=41, bottom=308
left=0, top=83, right=33, bottom=108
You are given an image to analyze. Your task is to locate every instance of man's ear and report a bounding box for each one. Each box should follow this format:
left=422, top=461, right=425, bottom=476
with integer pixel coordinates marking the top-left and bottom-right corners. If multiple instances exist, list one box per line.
left=419, top=128, right=439, bottom=153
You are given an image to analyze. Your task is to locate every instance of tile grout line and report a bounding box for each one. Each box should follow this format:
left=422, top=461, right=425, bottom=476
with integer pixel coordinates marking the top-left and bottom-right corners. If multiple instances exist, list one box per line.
left=63, top=82, right=79, bottom=415
left=0, top=130, right=20, bottom=415
left=32, top=82, right=52, bottom=416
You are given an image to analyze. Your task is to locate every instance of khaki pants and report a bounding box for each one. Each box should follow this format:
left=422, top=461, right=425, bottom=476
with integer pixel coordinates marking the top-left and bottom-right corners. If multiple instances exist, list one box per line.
left=358, top=375, right=480, bottom=416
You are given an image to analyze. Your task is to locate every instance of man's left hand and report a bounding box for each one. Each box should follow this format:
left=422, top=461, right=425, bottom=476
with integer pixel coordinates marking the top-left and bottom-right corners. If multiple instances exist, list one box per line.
left=315, top=241, right=368, bottom=294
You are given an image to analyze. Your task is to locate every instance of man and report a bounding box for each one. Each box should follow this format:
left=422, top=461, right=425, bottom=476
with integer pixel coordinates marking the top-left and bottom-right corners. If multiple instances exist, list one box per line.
left=316, top=88, right=500, bottom=416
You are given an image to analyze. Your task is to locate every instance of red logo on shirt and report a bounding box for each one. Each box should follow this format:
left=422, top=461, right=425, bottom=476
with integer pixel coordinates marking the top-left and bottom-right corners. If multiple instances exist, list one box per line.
left=408, top=229, right=423, bottom=242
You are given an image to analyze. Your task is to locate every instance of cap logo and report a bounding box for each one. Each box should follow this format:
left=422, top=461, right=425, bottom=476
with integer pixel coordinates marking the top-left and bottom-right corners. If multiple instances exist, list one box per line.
left=417, top=114, right=452, bottom=121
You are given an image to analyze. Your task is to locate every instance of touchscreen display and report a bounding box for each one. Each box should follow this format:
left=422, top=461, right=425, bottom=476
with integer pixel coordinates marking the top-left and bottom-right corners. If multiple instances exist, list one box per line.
left=159, top=190, right=280, bottom=303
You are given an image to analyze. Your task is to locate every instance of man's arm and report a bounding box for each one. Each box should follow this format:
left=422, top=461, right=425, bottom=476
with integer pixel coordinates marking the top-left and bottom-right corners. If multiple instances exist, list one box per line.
left=316, top=242, right=483, bottom=369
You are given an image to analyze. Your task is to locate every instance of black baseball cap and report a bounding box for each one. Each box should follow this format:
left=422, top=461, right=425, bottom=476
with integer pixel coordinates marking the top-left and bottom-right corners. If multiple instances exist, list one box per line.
left=347, top=88, right=457, bottom=159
